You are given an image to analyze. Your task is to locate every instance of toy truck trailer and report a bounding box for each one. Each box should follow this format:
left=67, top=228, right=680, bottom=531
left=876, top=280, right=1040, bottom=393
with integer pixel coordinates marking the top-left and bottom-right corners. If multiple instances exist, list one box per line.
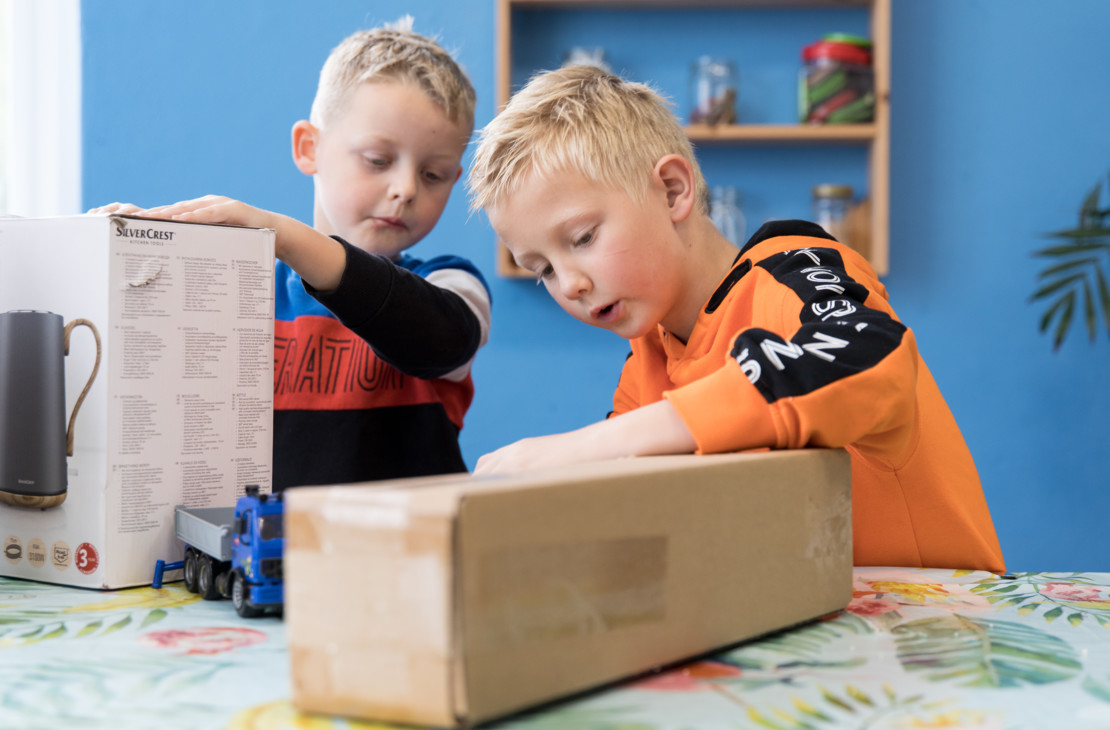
left=156, top=485, right=284, bottom=618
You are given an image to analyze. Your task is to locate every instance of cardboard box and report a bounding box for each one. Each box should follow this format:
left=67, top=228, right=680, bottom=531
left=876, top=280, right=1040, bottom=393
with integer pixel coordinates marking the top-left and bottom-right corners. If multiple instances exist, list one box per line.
left=285, top=448, right=853, bottom=727
left=0, top=215, right=274, bottom=588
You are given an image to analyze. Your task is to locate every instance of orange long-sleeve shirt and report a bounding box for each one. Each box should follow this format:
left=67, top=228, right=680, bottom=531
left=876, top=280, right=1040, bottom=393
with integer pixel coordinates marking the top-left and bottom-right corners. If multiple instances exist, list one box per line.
left=612, top=221, right=1005, bottom=573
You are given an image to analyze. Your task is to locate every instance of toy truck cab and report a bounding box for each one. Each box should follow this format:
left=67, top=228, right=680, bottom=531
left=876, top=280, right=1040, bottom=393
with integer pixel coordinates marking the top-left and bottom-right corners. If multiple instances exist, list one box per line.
left=171, top=484, right=284, bottom=618
left=229, top=485, right=284, bottom=617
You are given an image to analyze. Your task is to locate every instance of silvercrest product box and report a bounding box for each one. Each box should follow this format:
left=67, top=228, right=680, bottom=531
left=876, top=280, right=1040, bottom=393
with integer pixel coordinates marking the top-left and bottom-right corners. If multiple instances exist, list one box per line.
left=0, top=215, right=275, bottom=589
left=285, top=448, right=853, bottom=728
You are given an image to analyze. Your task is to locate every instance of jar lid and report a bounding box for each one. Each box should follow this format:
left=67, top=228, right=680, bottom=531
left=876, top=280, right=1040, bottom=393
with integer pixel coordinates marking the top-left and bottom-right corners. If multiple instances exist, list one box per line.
left=822, top=33, right=872, bottom=50
left=802, top=40, right=872, bottom=66
left=813, top=184, right=854, bottom=199
left=694, top=56, right=736, bottom=72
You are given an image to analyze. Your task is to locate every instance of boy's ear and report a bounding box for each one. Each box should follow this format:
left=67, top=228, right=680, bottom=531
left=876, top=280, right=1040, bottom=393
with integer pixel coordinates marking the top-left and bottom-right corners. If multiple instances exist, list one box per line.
left=654, top=154, right=697, bottom=223
left=291, top=120, right=319, bottom=176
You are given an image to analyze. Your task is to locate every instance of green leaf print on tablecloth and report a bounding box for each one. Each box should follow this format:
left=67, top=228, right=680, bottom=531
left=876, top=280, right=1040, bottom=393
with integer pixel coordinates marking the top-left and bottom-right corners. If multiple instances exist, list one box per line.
left=970, top=572, right=1110, bottom=628
left=741, top=683, right=951, bottom=730
left=687, top=613, right=873, bottom=693
left=0, top=609, right=171, bottom=646
left=892, top=615, right=1081, bottom=687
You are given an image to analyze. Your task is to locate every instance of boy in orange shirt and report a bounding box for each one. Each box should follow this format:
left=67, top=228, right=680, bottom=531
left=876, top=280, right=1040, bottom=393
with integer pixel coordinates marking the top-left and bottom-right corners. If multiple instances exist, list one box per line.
left=467, top=65, right=1004, bottom=573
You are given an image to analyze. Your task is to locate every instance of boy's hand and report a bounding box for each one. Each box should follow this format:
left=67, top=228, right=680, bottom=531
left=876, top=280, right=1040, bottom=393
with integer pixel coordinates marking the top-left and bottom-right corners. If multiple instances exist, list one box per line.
left=91, top=195, right=347, bottom=291
left=473, top=400, right=698, bottom=475
left=140, top=195, right=280, bottom=231
left=88, top=196, right=278, bottom=229
left=87, top=202, right=145, bottom=215
left=474, top=432, right=592, bottom=475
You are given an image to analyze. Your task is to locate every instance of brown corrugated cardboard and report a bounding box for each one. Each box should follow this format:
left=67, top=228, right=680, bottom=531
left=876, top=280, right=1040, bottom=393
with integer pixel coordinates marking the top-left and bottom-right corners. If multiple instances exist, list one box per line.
left=0, top=215, right=274, bottom=588
left=285, top=448, right=852, bottom=727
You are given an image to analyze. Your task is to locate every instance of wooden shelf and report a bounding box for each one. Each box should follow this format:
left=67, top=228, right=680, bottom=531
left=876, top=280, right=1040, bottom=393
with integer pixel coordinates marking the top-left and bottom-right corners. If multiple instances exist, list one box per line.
left=684, top=123, right=876, bottom=144
left=495, top=0, right=890, bottom=278
left=508, top=0, right=871, bottom=7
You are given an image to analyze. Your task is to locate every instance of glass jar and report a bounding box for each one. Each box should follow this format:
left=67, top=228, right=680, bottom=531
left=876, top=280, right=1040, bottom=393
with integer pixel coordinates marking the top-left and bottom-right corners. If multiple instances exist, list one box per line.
left=710, top=186, right=746, bottom=246
left=799, top=34, right=875, bottom=124
left=563, top=46, right=610, bottom=72
left=812, top=184, right=853, bottom=244
left=690, top=57, right=737, bottom=125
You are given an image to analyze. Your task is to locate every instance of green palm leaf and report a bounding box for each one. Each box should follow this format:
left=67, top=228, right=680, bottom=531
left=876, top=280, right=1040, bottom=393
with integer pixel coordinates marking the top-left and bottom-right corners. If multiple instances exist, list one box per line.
left=893, top=615, right=1080, bottom=687
left=1081, top=182, right=1104, bottom=228
left=140, top=608, right=168, bottom=629
left=733, top=684, right=934, bottom=730
left=1030, top=174, right=1110, bottom=349
left=1083, top=675, right=1110, bottom=703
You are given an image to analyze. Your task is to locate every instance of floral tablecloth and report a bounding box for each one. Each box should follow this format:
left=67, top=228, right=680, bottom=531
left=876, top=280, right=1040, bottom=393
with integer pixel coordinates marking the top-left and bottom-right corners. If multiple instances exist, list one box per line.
left=2, top=568, right=1110, bottom=729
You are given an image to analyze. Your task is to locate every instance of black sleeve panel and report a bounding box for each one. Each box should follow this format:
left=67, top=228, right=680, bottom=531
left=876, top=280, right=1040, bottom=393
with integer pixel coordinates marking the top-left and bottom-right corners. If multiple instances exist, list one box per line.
left=305, top=238, right=482, bottom=379
left=739, top=218, right=836, bottom=256
left=729, top=245, right=907, bottom=404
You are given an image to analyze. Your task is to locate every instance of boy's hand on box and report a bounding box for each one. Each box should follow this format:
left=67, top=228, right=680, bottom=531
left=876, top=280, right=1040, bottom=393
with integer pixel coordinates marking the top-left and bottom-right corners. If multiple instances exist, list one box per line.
left=474, top=433, right=583, bottom=475
left=473, top=400, right=697, bottom=475
left=88, top=196, right=278, bottom=231
left=93, top=196, right=346, bottom=291
left=139, top=195, right=277, bottom=230
left=87, top=202, right=145, bottom=215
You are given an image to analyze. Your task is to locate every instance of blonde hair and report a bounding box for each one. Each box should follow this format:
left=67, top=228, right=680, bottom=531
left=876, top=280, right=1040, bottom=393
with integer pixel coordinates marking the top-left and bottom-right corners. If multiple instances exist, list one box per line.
left=468, top=64, right=708, bottom=215
left=310, top=16, right=476, bottom=141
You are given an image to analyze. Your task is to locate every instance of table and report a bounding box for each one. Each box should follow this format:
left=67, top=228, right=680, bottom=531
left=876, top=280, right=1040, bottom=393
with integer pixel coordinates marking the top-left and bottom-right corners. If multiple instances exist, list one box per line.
left=2, top=567, right=1109, bottom=729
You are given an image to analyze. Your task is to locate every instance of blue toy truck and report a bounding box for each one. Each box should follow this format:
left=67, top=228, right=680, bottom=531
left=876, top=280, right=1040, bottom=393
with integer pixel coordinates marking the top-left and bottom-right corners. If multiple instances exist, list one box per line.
left=155, top=485, right=284, bottom=618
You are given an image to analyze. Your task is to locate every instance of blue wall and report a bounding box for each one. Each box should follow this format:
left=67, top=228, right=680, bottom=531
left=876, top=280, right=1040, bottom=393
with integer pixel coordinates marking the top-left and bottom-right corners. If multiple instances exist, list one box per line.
left=82, top=1, right=1110, bottom=571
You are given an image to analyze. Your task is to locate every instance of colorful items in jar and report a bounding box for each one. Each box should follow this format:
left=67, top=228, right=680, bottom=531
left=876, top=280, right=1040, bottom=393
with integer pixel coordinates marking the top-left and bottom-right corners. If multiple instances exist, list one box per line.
left=800, top=34, right=875, bottom=124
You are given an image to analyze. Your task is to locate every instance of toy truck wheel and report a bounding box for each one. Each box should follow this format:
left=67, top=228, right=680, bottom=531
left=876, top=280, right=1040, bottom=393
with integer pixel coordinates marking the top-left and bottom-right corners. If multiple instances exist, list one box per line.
left=183, top=548, right=199, bottom=593
left=231, top=571, right=262, bottom=618
left=197, top=555, right=221, bottom=601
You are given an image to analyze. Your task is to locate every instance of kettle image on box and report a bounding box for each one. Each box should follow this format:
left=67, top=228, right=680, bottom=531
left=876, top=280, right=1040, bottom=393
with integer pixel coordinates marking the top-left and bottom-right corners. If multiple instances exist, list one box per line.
left=0, top=310, right=101, bottom=509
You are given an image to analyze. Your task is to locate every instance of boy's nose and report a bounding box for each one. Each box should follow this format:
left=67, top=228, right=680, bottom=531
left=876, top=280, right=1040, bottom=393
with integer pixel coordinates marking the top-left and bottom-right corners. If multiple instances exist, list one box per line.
left=388, top=169, right=418, bottom=202
left=558, top=266, right=591, bottom=300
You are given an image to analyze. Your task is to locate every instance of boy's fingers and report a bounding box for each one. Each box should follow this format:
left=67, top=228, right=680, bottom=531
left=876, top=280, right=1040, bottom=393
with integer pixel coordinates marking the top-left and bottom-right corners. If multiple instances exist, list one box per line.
left=144, top=200, right=201, bottom=216
left=141, top=203, right=184, bottom=217
left=474, top=449, right=504, bottom=475
left=144, top=196, right=226, bottom=218
left=86, top=202, right=143, bottom=215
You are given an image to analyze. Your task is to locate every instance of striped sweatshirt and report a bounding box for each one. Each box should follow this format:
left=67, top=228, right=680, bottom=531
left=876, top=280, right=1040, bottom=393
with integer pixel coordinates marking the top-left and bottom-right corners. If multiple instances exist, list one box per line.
left=273, top=237, right=491, bottom=491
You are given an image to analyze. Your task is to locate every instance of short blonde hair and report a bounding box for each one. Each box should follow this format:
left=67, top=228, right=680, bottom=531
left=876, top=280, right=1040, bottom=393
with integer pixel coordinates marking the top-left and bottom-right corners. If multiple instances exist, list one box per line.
left=310, top=17, right=476, bottom=141
left=468, top=64, right=708, bottom=214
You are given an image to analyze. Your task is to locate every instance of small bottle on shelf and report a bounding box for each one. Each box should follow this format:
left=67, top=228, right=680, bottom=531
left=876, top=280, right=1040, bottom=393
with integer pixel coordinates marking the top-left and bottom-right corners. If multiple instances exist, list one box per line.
left=690, top=57, right=737, bottom=126
left=563, top=46, right=609, bottom=72
left=711, top=186, right=746, bottom=246
left=811, top=184, right=854, bottom=245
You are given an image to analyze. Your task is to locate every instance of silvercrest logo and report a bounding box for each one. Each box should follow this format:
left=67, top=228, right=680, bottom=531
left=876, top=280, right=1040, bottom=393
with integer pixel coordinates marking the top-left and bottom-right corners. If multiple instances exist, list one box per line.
left=115, top=225, right=174, bottom=242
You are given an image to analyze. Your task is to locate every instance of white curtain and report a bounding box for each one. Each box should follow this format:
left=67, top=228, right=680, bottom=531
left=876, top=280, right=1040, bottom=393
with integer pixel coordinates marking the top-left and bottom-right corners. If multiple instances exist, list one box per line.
left=1, top=0, right=81, bottom=217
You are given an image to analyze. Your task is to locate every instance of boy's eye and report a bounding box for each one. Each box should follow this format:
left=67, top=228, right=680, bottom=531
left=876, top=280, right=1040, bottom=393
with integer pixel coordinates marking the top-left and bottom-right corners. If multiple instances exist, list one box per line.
left=535, top=264, right=554, bottom=284
left=574, top=229, right=595, bottom=247
left=364, top=156, right=389, bottom=169
left=423, top=170, right=446, bottom=183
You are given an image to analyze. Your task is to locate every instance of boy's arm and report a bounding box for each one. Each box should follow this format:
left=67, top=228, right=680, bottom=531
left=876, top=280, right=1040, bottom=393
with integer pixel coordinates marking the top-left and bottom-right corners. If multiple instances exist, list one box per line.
left=90, top=198, right=487, bottom=378
left=473, top=399, right=696, bottom=475
left=308, top=239, right=489, bottom=379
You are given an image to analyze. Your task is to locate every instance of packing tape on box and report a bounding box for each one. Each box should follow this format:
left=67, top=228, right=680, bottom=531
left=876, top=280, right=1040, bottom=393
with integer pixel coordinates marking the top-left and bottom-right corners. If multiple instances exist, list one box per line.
left=472, top=536, right=668, bottom=646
